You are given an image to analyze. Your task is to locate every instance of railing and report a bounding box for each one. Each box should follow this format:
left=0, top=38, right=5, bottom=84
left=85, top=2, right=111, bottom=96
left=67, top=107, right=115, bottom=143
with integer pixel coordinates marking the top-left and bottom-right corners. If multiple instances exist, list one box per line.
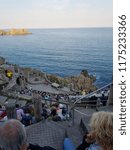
left=70, top=82, right=113, bottom=125
left=0, top=82, right=113, bottom=126
left=74, top=82, right=112, bottom=104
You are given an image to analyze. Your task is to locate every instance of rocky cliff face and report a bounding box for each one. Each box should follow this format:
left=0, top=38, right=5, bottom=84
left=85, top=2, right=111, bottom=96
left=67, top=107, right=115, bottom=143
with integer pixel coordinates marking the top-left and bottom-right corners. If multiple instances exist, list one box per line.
left=0, top=57, right=97, bottom=94
left=18, top=67, right=96, bottom=94
left=0, top=57, right=5, bottom=65
left=66, top=71, right=96, bottom=93
left=0, top=73, right=9, bottom=85
left=0, top=29, right=31, bottom=35
left=0, top=67, right=9, bottom=86
left=47, top=70, right=97, bottom=94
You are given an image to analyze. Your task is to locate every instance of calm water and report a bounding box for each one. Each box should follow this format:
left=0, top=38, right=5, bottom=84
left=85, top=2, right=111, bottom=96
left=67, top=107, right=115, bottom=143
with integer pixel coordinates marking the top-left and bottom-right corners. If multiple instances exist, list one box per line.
left=0, top=28, right=113, bottom=88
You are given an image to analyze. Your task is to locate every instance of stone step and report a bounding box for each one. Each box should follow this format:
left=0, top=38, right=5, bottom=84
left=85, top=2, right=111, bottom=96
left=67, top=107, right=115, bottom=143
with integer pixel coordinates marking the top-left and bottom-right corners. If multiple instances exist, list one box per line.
left=26, top=120, right=65, bottom=150
left=26, top=119, right=83, bottom=150
left=79, top=105, right=113, bottom=133
left=26, top=106, right=112, bottom=150
left=49, top=120, right=83, bottom=147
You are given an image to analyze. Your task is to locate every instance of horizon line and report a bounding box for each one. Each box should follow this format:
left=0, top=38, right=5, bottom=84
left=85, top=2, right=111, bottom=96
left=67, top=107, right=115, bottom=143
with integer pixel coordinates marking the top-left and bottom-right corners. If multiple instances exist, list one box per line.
left=1, top=26, right=113, bottom=30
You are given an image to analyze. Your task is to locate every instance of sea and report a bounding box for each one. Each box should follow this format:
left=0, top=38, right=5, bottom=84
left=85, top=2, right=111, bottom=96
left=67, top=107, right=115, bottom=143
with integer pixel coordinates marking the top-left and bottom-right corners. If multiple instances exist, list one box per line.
left=0, top=28, right=113, bottom=88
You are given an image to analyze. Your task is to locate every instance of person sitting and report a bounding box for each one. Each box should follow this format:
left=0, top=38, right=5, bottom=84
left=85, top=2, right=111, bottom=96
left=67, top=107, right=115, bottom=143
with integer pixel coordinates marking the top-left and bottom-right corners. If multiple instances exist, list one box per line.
left=22, top=108, right=33, bottom=126
left=0, top=119, right=28, bottom=150
left=0, top=105, right=6, bottom=120
left=50, top=106, right=57, bottom=117
left=56, top=104, right=65, bottom=121
left=0, top=119, right=56, bottom=150
left=0, top=105, right=2, bottom=115
left=76, top=111, right=113, bottom=150
left=63, top=111, right=113, bottom=150
left=42, top=104, right=48, bottom=119
left=16, top=104, right=24, bottom=121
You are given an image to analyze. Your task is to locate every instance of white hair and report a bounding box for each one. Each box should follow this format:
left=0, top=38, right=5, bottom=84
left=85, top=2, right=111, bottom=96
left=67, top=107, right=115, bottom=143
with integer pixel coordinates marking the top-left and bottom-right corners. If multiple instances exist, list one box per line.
left=0, top=119, right=27, bottom=150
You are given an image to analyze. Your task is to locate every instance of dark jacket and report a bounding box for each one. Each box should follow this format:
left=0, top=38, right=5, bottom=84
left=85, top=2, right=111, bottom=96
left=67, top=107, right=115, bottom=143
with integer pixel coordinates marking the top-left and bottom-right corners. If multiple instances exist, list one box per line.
left=28, top=143, right=56, bottom=150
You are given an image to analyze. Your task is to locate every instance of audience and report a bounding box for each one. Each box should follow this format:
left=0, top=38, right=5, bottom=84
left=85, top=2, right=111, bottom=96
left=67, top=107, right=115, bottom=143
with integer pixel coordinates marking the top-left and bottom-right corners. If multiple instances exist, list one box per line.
left=0, top=110, right=113, bottom=150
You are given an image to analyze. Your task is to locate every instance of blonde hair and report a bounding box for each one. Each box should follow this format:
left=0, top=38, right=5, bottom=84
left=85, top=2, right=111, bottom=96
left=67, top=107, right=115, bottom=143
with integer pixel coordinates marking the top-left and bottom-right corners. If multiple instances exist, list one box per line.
left=90, top=111, right=113, bottom=150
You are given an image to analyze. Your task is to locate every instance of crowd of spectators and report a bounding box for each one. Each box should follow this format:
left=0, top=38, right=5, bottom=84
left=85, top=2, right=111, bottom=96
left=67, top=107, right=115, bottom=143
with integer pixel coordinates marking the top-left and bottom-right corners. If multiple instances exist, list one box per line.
left=0, top=111, right=113, bottom=150
left=0, top=101, right=70, bottom=126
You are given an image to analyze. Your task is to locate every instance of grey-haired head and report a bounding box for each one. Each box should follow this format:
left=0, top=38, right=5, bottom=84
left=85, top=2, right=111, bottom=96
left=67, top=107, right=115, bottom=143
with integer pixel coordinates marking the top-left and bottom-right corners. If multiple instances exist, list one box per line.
left=0, top=119, right=28, bottom=150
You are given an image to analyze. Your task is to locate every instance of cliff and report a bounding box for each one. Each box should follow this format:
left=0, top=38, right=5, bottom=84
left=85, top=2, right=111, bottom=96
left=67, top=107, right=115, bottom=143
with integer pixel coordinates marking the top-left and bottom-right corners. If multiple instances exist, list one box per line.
left=46, top=70, right=97, bottom=94
left=0, top=57, right=5, bottom=65
left=0, top=29, right=31, bottom=35
left=0, top=57, right=97, bottom=94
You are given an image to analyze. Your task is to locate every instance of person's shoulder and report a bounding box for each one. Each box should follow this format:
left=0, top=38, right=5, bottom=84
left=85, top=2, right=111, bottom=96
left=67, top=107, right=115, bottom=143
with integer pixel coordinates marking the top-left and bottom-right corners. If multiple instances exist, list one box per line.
left=17, top=109, right=24, bottom=113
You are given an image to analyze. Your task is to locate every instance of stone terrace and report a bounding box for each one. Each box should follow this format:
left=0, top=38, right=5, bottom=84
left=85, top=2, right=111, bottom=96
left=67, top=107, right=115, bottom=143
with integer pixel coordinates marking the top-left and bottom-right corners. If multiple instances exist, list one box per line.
left=26, top=106, right=112, bottom=150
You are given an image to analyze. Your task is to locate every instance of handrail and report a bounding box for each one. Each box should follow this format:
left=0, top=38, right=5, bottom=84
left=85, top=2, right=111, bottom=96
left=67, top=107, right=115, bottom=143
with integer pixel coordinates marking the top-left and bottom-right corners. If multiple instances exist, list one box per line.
left=70, top=82, right=112, bottom=125
left=74, top=109, right=90, bottom=117
left=74, top=82, right=112, bottom=105
left=0, top=97, right=69, bottom=112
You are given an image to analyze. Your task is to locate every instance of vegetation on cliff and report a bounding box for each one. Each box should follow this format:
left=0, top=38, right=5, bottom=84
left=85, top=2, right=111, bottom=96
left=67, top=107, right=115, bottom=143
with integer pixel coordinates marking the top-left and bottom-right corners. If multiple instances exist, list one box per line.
left=46, top=70, right=96, bottom=94
left=0, top=57, right=97, bottom=94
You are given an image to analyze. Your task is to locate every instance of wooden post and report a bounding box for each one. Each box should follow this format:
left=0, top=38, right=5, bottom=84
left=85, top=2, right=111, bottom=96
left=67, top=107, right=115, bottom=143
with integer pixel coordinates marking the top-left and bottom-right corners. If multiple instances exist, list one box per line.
left=33, top=93, right=42, bottom=122
left=107, top=84, right=113, bottom=106
left=72, top=108, right=75, bottom=125
left=66, top=104, right=69, bottom=113
left=96, top=98, right=101, bottom=111
left=5, top=103, right=17, bottom=119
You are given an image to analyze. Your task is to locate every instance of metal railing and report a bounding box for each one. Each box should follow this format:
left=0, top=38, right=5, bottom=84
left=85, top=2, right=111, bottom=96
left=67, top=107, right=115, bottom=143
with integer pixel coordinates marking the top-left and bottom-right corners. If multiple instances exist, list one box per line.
left=70, top=82, right=113, bottom=125
left=0, top=82, right=113, bottom=126
left=74, top=82, right=112, bottom=104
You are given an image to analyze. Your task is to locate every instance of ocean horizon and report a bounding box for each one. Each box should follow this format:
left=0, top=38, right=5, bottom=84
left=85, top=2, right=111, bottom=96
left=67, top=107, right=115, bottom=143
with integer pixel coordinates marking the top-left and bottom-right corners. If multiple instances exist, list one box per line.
left=0, top=27, right=113, bottom=88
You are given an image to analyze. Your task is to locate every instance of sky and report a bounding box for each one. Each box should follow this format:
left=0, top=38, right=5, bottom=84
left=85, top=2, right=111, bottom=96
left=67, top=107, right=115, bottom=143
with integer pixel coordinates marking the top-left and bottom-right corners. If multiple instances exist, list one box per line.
left=0, top=0, right=113, bottom=29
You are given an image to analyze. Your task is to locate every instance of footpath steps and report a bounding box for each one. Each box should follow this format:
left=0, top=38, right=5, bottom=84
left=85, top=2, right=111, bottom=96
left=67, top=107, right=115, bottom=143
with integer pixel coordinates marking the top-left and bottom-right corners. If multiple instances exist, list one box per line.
left=26, top=119, right=83, bottom=150
left=26, top=108, right=96, bottom=149
left=26, top=106, right=112, bottom=150
left=26, top=120, right=65, bottom=150
left=50, top=120, right=83, bottom=147
left=78, top=105, right=113, bottom=133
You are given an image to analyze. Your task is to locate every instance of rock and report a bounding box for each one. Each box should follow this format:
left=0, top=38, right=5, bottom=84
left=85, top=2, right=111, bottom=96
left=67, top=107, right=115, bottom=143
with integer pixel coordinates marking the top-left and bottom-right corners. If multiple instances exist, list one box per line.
left=0, top=57, right=5, bottom=65
left=0, top=30, right=6, bottom=35
left=81, top=69, right=89, bottom=77
left=66, top=71, right=96, bottom=94
left=0, top=73, right=9, bottom=85
left=0, top=57, right=97, bottom=94
left=0, top=29, right=31, bottom=35
left=47, top=70, right=96, bottom=93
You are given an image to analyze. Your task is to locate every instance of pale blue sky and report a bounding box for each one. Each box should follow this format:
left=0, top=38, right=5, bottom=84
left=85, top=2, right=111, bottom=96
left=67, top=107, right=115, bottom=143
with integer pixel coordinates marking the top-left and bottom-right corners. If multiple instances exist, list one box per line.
left=0, top=0, right=113, bottom=28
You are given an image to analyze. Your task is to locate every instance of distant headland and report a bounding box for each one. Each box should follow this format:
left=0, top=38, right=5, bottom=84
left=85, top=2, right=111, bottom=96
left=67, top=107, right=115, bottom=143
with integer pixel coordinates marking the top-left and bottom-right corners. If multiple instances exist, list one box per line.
left=0, top=29, right=31, bottom=36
